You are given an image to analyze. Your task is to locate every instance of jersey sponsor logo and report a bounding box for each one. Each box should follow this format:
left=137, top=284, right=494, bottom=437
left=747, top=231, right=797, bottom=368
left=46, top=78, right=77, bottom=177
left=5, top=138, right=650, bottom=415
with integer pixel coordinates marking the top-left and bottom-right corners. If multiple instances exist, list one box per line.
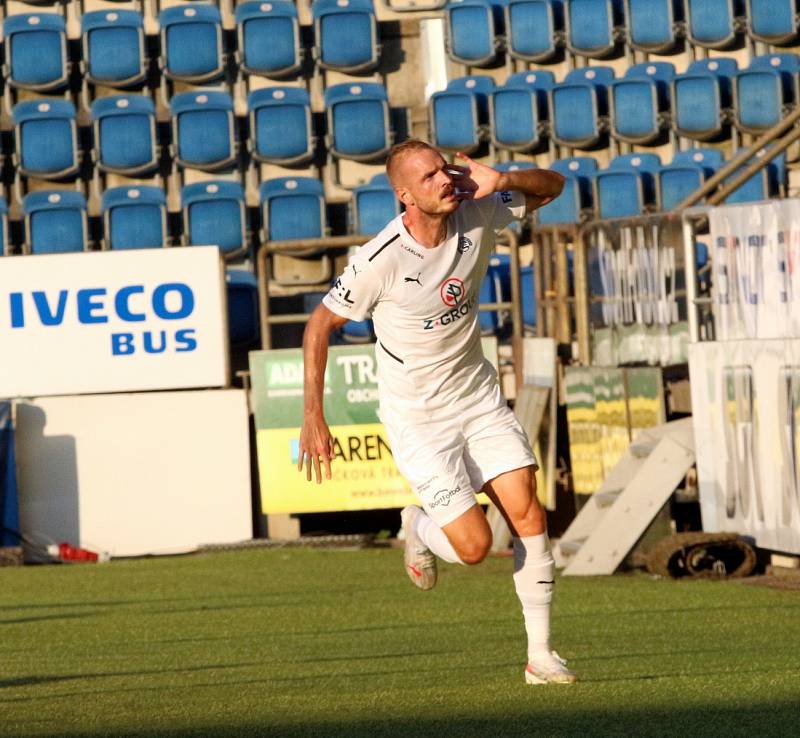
left=422, top=294, right=476, bottom=330
left=404, top=272, right=422, bottom=286
left=457, top=236, right=472, bottom=254
left=351, top=264, right=360, bottom=278
left=330, top=277, right=355, bottom=307
left=440, top=277, right=465, bottom=307
left=429, top=486, right=461, bottom=508
left=401, top=243, right=424, bottom=260
left=500, top=191, right=513, bottom=204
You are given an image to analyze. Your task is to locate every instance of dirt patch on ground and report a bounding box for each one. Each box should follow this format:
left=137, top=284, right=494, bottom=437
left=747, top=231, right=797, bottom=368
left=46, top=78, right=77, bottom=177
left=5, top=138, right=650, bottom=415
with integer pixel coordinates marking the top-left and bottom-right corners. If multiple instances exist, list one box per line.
left=740, top=568, right=800, bottom=591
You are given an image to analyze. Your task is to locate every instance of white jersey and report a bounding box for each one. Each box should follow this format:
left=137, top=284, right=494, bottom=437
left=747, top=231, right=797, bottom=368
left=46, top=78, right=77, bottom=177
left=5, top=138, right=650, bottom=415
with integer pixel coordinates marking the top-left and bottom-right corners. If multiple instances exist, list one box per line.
left=323, top=190, right=526, bottom=421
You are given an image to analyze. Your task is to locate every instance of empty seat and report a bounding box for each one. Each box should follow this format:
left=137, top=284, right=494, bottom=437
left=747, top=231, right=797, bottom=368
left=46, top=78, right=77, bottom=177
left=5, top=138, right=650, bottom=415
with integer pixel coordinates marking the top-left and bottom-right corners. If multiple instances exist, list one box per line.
left=735, top=54, right=800, bottom=135
left=657, top=148, right=723, bottom=210
left=226, top=270, right=260, bottom=348
left=260, top=177, right=325, bottom=243
left=593, top=153, right=660, bottom=218
left=0, top=197, right=8, bottom=255
left=160, top=5, right=224, bottom=83
left=480, top=253, right=511, bottom=334
left=747, top=0, right=800, bottom=46
left=324, top=83, right=392, bottom=161
left=4, top=14, right=68, bottom=91
left=610, top=62, right=674, bottom=144
left=182, top=181, right=248, bottom=259
left=504, top=0, right=563, bottom=63
left=81, top=10, right=147, bottom=88
left=537, top=156, right=597, bottom=224
left=724, top=148, right=785, bottom=203
left=171, top=91, right=237, bottom=171
left=565, top=0, right=624, bottom=58
left=312, top=0, right=380, bottom=73
left=102, top=186, right=167, bottom=250
left=249, top=87, right=314, bottom=165
left=686, top=0, right=744, bottom=49
left=444, top=0, right=501, bottom=66
left=351, top=173, right=398, bottom=235
left=430, top=75, right=494, bottom=153
left=24, top=191, right=88, bottom=254
left=13, top=99, right=79, bottom=179
left=491, top=70, right=553, bottom=153
left=672, top=57, right=737, bottom=141
left=235, top=1, right=302, bottom=78
left=520, top=264, right=537, bottom=330
left=550, top=66, right=614, bottom=149
left=92, top=95, right=158, bottom=175
left=625, top=0, right=684, bottom=53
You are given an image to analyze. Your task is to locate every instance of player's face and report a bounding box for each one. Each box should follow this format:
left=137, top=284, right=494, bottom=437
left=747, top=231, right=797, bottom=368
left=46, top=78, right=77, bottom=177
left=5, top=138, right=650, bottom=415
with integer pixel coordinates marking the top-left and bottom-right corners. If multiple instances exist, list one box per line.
left=397, top=149, right=459, bottom=215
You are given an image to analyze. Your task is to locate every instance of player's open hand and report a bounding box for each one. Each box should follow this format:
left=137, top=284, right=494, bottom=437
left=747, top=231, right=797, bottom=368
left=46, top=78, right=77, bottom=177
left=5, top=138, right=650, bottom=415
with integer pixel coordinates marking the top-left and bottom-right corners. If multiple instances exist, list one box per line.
left=297, top=416, right=334, bottom=484
left=454, top=152, right=502, bottom=200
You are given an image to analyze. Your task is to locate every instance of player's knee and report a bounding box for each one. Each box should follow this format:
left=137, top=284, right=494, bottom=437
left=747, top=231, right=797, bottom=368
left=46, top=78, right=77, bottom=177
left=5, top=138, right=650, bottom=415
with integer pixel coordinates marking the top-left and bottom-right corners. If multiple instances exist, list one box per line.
left=458, top=535, right=492, bottom=565
left=510, top=496, right=546, bottom=538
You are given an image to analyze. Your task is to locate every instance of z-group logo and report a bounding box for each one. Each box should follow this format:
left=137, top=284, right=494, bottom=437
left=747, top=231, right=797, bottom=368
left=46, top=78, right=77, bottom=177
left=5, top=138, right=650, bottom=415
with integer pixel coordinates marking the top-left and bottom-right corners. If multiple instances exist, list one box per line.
left=440, top=277, right=465, bottom=307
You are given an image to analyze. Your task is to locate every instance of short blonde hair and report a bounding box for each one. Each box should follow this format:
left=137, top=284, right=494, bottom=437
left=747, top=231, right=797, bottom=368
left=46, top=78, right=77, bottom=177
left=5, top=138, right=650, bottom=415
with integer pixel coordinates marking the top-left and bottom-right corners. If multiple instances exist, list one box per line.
left=386, top=139, right=439, bottom=187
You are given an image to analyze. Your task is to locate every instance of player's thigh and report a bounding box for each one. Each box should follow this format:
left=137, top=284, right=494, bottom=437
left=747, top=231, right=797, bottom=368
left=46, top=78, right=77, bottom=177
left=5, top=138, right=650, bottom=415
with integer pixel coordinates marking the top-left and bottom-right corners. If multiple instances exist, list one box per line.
left=483, top=465, right=546, bottom=538
left=442, top=503, right=492, bottom=565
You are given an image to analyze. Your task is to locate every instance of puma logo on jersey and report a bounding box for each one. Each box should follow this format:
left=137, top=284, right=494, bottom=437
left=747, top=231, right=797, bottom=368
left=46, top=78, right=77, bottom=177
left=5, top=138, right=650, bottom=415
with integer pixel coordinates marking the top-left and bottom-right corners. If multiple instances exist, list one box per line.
left=404, top=272, right=422, bottom=285
left=423, top=295, right=476, bottom=330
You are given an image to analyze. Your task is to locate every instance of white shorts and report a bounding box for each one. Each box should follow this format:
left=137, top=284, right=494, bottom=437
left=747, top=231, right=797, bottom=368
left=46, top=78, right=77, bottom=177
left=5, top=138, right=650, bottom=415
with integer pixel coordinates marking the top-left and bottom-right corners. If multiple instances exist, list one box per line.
left=381, top=385, right=538, bottom=527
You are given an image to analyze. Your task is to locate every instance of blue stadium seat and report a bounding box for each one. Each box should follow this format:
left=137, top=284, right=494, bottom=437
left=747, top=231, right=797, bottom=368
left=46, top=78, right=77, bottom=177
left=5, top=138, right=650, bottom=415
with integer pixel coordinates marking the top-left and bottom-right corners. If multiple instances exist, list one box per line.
left=504, top=0, right=563, bottom=63
left=686, top=0, right=745, bottom=49
left=312, top=0, right=380, bottom=73
left=520, top=264, right=537, bottom=331
left=91, top=95, right=158, bottom=176
left=260, top=177, right=326, bottom=245
left=550, top=66, right=614, bottom=149
left=248, top=87, right=314, bottom=165
left=593, top=153, right=660, bottom=218
left=625, top=0, right=684, bottom=53
left=610, top=62, right=674, bottom=144
left=102, top=186, right=167, bottom=250
left=81, top=10, right=147, bottom=88
left=182, top=181, right=248, bottom=259
left=479, top=254, right=508, bottom=334
left=734, top=54, right=800, bottom=135
left=160, top=5, right=224, bottom=83
left=0, top=197, right=8, bottom=255
left=4, top=14, right=68, bottom=91
left=24, top=191, right=88, bottom=254
left=235, top=1, right=302, bottom=78
left=657, top=148, right=723, bottom=210
left=537, top=156, right=597, bottom=224
left=565, top=0, right=624, bottom=58
left=13, top=99, right=79, bottom=179
left=430, top=76, right=495, bottom=153
left=171, top=91, right=237, bottom=171
left=226, top=270, right=260, bottom=348
left=747, top=0, right=800, bottom=46
left=491, top=70, right=553, bottom=153
left=351, top=174, right=399, bottom=235
left=444, top=0, right=501, bottom=66
left=672, top=57, right=738, bottom=141
left=724, top=148, right=785, bottom=204
left=324, top=83, right=392, bottom=161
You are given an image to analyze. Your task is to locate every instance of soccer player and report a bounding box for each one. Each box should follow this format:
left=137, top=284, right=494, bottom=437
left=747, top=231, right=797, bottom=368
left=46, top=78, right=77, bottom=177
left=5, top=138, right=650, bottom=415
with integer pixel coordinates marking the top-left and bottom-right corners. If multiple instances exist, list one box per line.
left=297, top=140, right=576, bottom=685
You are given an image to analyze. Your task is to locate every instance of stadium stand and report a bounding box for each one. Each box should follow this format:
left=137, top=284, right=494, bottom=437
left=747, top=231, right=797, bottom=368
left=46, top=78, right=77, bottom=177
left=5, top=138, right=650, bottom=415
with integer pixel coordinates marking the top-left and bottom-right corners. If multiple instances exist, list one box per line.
left=550, top=66, right=614, bottom=149
left=593, top=152, right=660, bottom=218
left=0, top=197, right=7, bottom=256
left=13, top=99, right=80, bottom=180
left=248, top=87, right=315, bottom=166
left=504, top=0, right=563, bottom=63
left=537, top=157, right=598, bottom=224
left=671, top=58, right=737, bottom=141
left=102, top=186, right=167, bottom=250
left=171, top=91, right=238, bottom=171
left=656, top=148, right=724, bottom=210
left=723, top=148, right=785, bottom=203
left=491, top=70, right=553, bottom=153
left=746, top=0, right=800, bottom=46
left=625, top=0, right=684, bottom=54
left=480, top=252, right=511, bottom=333
left=444, top=0, right=501, bottom=66
left=350, top=174, right=399, bottom=235
left=91, top=95, right=159, bottom=176
left=182, top=181, right=249, bottom=260
left=734, top=54, right=800, bottom=135
left=324, top=83, right=393, bottom=161
left=430, top=75, right=494, bottom=153
left=160, top=5, right=225, bottom=84
left=24, top=191, right=88, bottom=255
left=4, top=13, right=69, bottom=91
left=685, top=0, right=745, bottom=50
left=312, top=0, right=380, bottom=73
left=609, top=62, right=674, bottom=145
left=235, top=1, right=303, bottom=78
left=81, top=10, right=148, bottom=88
left=565, top=0, right=625, bottom=59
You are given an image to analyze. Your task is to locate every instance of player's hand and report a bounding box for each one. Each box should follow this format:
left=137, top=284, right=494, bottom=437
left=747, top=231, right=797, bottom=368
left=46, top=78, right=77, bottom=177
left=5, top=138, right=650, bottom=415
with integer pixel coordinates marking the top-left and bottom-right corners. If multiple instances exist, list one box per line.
left=454, top=152, right=502, bottom=200
left=297, top=415, right=334, bottom=484
left=445, top=164, right=479, bottom=201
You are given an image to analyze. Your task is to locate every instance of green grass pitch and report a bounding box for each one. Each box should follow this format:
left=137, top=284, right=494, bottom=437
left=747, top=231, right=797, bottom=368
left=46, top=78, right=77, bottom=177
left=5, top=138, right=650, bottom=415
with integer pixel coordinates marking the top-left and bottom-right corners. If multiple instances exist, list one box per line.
left=1, top=548, right=799, bottom=737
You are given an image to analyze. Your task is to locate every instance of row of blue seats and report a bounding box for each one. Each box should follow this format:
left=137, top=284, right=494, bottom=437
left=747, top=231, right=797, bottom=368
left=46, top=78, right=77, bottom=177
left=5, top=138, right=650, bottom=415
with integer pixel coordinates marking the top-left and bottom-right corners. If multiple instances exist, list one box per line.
left=537, top=147, right=783, bottom=223
left=3, top=1, right=378, bottom=92
left=4, top=84, right=393, bottom=180
left=432, top=56, right=799, bottom=153
left=0, top=173, right=399, bottom=255
left=445, top=0, right=800, bottom=67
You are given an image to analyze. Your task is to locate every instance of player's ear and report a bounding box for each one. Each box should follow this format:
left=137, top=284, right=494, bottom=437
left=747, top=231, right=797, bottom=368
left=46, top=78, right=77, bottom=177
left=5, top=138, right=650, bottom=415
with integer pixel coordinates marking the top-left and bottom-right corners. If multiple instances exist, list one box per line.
left=396, top=187, right=413, bottom=207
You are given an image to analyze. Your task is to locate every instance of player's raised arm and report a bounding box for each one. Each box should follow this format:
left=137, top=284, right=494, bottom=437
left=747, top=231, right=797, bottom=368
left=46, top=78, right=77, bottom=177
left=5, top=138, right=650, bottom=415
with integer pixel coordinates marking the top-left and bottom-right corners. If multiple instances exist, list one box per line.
left=455, top=152, right=565, bottom=211
left=298, top=303, right=348, bottom=484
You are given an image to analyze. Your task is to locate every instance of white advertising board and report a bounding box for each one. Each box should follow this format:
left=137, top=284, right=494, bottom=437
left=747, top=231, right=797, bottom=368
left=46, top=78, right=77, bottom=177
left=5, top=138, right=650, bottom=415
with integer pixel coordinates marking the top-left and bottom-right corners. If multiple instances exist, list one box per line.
left=15, top=389, right=252, bottom=556
left=689, top=339, right=800, bottom=555
left=0, top=247, right=229, bottom=397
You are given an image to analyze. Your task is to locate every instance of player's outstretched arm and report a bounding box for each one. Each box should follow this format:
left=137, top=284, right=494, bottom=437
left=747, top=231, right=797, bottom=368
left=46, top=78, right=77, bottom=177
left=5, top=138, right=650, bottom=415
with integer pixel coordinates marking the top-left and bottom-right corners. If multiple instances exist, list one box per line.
left=455, top=152, right=565, bottom=211
left=299, top=303, right=349, bottom=484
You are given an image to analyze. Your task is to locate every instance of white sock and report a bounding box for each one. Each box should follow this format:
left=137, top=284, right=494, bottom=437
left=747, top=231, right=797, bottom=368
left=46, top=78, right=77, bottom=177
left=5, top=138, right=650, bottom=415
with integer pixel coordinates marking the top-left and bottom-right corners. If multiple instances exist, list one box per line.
left=414, top=510, right=463, bottom=564
left=513, top=533, right=554, bottom=661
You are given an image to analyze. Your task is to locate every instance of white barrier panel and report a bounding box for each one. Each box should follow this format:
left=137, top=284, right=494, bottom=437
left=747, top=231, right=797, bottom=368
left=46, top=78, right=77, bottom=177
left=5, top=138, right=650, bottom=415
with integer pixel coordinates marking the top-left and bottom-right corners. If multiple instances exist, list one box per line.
left=0, top=247, right=228, bottom=397
left=689, top=339, right=800, bottom=555
left=15, top=389, right=251, bottom=556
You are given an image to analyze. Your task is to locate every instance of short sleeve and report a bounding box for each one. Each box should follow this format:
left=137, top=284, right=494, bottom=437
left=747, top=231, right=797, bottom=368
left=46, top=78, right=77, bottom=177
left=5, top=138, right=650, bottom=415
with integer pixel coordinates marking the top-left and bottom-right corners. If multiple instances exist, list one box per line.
left=491, top=190, right=527, bottom=230
left=322, top=256, right=383, bottom=321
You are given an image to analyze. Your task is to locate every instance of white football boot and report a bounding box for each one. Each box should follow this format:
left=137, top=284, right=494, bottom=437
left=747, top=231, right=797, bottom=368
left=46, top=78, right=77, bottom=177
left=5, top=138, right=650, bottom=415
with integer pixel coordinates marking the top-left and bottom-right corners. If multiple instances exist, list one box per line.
left=400, top=506, right=437, bottom=591
left=524, top=651, right=578, bottom=685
